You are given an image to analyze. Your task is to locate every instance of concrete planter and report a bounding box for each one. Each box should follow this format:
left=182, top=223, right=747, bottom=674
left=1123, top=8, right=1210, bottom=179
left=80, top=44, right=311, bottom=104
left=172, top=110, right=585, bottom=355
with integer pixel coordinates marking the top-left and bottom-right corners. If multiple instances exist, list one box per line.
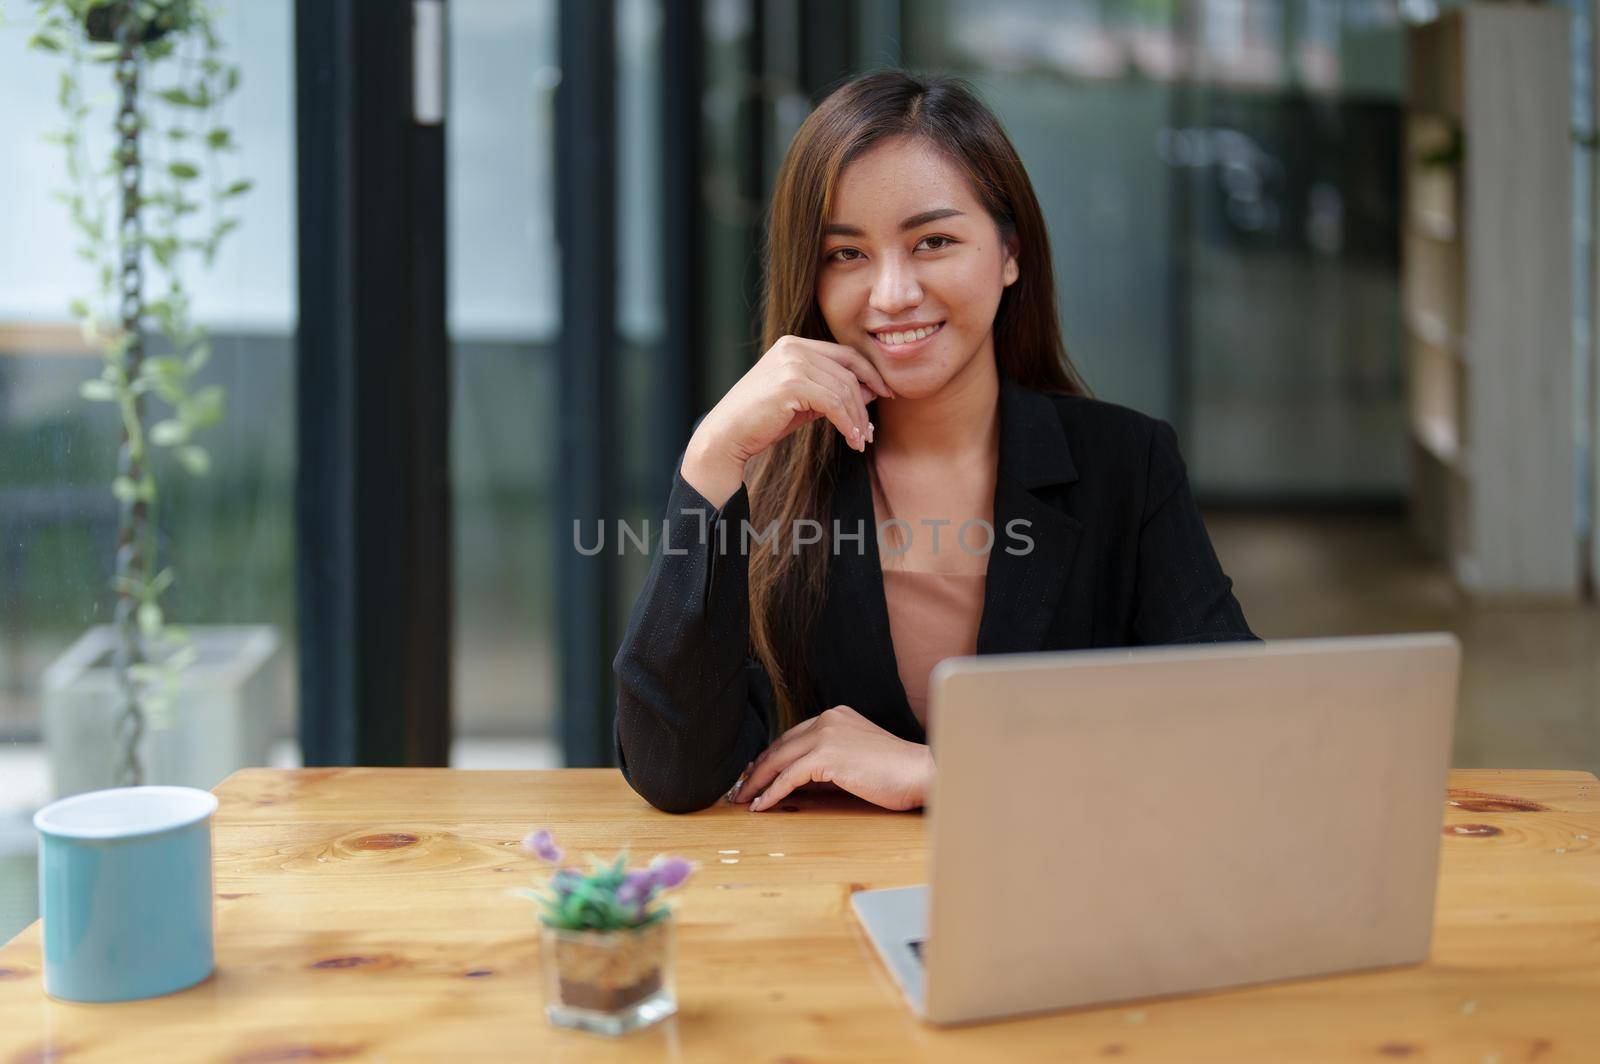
left=41, top=625, right=283, bottom=800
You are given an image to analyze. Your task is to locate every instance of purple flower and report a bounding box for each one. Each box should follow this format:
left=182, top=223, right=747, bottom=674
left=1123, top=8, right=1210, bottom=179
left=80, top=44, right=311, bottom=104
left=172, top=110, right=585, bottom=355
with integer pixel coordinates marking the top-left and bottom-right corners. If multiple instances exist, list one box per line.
left=617, top=869, right=656, bottom=909
left=521, top=829, right=562, bottom=863
left=649, top=856, right=692, bottom=890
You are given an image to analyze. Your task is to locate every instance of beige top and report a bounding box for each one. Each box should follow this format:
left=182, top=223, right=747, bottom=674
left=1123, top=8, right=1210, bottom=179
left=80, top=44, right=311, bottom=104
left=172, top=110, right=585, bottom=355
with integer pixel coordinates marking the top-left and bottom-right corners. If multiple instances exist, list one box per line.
left=879, top=569, right=986, bottom=727
left=869, top=453, right=990, bottom=729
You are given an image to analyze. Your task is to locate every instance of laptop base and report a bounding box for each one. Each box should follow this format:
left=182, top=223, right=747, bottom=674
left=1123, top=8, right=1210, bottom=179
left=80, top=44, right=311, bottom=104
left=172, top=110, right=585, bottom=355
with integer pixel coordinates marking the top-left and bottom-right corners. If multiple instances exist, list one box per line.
left=850, top=885, right=929, bottom=1018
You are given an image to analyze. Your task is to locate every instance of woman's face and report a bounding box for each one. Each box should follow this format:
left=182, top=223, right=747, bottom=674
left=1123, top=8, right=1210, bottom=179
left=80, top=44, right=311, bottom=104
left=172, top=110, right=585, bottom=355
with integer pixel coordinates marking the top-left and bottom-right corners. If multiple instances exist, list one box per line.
left=815, top=134, right=1019, bottom=400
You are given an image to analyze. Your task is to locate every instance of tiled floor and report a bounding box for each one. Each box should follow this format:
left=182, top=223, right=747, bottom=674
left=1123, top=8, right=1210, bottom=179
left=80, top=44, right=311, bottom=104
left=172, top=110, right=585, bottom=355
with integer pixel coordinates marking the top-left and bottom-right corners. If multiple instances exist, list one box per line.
left=1207, top=509, right=1600, bottom=773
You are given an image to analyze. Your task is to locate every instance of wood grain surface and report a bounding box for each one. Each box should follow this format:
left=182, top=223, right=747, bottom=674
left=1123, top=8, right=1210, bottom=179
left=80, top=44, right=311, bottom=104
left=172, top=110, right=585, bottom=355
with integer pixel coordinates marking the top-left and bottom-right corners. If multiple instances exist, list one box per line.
left=2, top=767, right=1599, bottom=1062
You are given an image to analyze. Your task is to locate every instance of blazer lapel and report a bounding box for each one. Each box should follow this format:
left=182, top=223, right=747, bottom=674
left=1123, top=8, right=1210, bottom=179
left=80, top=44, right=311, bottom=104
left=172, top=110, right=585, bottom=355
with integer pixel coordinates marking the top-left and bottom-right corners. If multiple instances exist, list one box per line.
left=818, top=378, right=1084, bottom=740
left=823, top=451, right=922, bottom=736
left=975, top=380, right=1083, bottom=655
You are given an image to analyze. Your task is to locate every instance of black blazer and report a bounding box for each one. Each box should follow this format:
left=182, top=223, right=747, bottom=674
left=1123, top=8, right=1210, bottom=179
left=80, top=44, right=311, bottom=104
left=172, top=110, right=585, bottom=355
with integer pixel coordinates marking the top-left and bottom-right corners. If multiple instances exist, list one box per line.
left=613, top=377, right=1257, bottom=813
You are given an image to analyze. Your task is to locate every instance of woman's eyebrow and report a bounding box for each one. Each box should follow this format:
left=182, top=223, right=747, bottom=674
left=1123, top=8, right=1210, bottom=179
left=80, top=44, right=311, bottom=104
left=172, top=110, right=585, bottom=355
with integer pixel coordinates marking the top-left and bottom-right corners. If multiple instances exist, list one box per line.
left=822, top=207, right=966, bottom=238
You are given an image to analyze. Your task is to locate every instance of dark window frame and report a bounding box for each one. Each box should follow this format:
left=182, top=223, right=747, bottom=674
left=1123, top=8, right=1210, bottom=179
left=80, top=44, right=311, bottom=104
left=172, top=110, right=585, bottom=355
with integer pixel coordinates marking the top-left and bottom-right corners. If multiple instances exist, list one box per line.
left=294, top=0, right=451, bottom=767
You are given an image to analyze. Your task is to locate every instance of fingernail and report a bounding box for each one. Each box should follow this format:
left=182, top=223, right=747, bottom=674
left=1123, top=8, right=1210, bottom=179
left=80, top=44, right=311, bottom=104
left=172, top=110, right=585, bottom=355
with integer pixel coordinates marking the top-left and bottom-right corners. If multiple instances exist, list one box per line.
left=867, top=421, right=875, bottom=442
left=749, top=795, right=763, bottom=812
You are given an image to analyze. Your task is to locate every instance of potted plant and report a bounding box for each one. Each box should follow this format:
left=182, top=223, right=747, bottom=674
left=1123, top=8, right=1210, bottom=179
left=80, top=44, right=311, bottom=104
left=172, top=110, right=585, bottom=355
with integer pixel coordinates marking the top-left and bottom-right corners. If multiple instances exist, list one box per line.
left=520, top=829, right=693, bottom=1036
left=27, top=0, right=281, bottom=797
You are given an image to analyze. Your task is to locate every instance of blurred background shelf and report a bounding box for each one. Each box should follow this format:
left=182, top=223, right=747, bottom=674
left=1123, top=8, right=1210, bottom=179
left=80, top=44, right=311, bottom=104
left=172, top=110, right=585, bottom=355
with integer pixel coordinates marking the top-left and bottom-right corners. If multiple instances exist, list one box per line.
left=1404, top=3, right=1578, bottom=599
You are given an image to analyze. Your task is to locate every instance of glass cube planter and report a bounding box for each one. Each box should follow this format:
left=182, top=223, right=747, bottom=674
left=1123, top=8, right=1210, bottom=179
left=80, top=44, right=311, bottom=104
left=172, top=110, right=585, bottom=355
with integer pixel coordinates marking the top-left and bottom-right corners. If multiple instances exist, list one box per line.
left=540, top=915, right=676, bottom=1036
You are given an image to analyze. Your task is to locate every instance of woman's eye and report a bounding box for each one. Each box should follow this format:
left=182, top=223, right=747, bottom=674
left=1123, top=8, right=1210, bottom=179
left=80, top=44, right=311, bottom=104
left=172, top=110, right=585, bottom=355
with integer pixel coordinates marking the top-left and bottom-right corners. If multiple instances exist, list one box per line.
left=827, top=239, right=951, bottom=262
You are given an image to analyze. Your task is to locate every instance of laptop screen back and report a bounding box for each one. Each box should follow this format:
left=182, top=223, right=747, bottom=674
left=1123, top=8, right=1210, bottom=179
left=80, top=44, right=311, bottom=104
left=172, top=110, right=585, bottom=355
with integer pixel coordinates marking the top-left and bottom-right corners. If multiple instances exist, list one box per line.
left=921, top=635, right=1460, bottom=1025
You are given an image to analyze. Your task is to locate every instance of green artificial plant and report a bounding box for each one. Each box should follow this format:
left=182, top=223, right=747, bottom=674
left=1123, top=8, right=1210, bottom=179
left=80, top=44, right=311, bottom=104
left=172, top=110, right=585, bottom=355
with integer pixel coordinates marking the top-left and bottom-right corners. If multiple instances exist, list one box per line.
left=519, top=830, right=695, bottom=933
left=28, top=0, right=251, bottom=785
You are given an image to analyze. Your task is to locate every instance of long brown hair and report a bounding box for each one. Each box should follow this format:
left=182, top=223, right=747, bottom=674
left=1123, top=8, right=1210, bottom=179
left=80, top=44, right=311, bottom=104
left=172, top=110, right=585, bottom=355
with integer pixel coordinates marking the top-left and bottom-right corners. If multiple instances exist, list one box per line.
left=748, top=71, right=1089, bottom=732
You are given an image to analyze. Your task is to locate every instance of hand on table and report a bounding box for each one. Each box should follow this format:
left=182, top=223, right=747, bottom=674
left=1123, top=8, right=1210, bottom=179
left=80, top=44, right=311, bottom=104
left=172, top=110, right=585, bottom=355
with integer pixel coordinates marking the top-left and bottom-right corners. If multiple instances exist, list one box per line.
left=728, top=705, right=933, bottom=813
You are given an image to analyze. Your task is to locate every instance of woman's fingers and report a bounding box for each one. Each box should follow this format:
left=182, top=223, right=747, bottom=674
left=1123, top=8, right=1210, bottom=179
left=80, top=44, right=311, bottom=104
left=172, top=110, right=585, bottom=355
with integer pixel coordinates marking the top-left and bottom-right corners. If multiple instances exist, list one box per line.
left=823, top=343, right=895, bottom=400
left=857, top=380, right=879, bottom=412
left=738, top=706, right=875, bottom=805
left=736, top=716, right=823, bottom=802
left=738, top=707, right=918, bottom=810
left=749, top=752, right=826, bottom=812
left=810, top=341, right=895, bottom=400
left=807, top=360, right=874, bottom=446
left=788, top=375, right=865, bottom=451
left=694, top=335, right=890, bottom=475
left=736, top=739, right=812, bottom=806
left=725, top=760, right=755, bottom=802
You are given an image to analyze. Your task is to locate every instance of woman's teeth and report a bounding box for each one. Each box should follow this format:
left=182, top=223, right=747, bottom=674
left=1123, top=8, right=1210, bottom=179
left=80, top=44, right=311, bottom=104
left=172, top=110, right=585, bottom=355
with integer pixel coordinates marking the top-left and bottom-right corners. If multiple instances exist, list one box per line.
left=875, top=323, right=941, bottom=346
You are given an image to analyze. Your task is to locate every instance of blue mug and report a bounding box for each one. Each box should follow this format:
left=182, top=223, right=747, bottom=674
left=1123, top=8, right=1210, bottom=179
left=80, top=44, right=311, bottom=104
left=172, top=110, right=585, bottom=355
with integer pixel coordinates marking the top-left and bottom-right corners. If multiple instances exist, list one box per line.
left=33, top=785, right=219, bottom=1003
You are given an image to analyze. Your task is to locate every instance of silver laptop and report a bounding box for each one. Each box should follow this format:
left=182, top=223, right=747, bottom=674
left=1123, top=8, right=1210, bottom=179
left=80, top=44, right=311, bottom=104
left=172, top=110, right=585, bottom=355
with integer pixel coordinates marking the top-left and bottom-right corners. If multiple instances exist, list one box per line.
left=851, top=633, right=1461, bottom=1026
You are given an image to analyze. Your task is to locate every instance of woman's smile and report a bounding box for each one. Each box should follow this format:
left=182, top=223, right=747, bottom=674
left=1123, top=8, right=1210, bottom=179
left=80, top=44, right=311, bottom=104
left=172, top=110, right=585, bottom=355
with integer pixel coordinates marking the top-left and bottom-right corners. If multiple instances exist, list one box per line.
left=868, top=320, right=945, bottom=357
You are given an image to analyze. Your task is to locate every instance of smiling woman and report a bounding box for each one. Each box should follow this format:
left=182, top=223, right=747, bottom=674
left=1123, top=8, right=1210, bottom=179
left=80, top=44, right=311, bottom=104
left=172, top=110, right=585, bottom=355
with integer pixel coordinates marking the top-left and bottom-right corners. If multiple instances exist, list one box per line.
left=818, top=151, right=1018, bottom=388
left=612, top=71, right=1255, bottom=815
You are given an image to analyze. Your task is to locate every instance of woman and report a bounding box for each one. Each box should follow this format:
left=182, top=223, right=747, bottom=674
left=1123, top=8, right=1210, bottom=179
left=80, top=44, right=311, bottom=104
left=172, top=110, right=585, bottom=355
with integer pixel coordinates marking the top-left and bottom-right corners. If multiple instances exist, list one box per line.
left=613, top=71, right=1255, bottom=815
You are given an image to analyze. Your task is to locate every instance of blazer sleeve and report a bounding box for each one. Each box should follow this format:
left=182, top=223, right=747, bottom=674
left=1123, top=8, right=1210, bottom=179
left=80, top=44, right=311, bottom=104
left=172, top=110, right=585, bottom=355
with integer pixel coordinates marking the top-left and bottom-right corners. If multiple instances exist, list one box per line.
left=1131, top=419, right=1258, bottom=645
left=612, top=460, right=776, bottom=813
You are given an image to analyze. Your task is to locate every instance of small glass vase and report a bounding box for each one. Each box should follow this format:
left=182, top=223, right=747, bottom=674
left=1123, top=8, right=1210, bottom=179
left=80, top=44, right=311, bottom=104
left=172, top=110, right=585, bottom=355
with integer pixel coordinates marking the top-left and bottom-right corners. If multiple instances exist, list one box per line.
left=539, top=915, right=677, bottom=1036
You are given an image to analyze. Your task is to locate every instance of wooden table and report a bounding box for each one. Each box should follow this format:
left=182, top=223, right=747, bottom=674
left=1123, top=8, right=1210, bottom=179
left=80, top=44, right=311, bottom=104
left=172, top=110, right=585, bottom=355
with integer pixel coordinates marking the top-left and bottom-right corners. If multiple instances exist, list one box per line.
left=3, top=767, right=1600, bottom=1062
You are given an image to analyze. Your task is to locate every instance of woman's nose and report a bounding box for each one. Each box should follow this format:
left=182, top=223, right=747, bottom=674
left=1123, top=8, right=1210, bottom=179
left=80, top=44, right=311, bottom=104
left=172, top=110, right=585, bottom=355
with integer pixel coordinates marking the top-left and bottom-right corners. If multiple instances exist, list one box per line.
left=869, top=257, right=922, bottom=315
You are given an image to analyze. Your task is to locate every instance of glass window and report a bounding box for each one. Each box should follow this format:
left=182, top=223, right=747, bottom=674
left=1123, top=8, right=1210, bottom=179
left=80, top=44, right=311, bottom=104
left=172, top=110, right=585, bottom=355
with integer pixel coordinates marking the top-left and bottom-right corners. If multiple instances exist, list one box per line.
left=0, top=0, right=298, bottom=940
left=907, top=0, right=1185, bottom=424
left=905, top=0, right=1409, bottom=497
left=447, top=0, right=562, bottom=768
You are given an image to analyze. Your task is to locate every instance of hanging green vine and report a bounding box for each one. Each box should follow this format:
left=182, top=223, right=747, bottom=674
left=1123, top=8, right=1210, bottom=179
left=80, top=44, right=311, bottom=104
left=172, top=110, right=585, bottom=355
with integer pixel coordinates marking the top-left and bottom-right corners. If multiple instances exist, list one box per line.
left=28, top=0, right=250, bottom=777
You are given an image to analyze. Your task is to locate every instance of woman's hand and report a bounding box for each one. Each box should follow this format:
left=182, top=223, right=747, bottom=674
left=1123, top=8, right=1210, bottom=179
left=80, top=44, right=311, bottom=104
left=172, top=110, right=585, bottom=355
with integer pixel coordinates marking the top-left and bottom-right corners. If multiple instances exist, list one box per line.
left=681, top=336, right=895, bottom=508
left=730, top=705, right=933, bottom=813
